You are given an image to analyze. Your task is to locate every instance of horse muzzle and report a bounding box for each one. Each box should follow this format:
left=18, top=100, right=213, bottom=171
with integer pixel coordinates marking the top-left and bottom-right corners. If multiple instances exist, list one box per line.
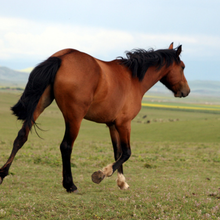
left=174, top=84, right=190, bottom=98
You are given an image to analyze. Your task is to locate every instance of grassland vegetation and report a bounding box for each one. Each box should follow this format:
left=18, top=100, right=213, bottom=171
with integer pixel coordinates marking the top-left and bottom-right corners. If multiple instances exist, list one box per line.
left=1, top=92, right=220, bottom=219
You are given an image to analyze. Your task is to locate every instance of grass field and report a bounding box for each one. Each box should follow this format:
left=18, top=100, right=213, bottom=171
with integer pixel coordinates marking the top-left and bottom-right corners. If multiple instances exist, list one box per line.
left=1, top=92, right=220, bottom=219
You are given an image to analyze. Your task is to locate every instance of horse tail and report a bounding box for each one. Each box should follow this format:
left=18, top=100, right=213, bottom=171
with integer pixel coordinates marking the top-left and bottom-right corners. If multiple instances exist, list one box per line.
left=11, top=56, right=62, bottom=129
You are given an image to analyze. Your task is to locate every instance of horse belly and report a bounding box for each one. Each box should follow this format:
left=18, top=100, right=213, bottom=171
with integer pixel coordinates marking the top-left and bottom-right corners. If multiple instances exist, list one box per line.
left=84, top=101, right=120, bottom=123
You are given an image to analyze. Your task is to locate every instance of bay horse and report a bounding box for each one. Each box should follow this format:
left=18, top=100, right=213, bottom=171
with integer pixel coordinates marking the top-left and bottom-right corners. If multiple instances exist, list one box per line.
left=0, top=43, right=190, bottom=192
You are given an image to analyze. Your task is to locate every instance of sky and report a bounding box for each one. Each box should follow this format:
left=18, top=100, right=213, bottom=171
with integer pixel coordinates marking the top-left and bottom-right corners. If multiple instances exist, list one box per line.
left=0, top=0, right=219, bottom=81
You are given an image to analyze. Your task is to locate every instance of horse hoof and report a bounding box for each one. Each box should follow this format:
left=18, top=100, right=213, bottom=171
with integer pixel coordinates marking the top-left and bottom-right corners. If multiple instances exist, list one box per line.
left=91, top=170, right=105, bottom=184
left=0, top=177, right=2, bottom=185
left=119, top=183, right=130, bottom=190
left=66, top=186, right=78, bottom=193
left=73, top=189, right=79, bottom=194
left=66, top=188, right=78, bottom=193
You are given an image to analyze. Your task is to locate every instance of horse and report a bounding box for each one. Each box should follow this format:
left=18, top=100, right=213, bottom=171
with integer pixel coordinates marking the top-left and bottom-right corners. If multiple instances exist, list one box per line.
left=0, top=42, right=190, bottom=192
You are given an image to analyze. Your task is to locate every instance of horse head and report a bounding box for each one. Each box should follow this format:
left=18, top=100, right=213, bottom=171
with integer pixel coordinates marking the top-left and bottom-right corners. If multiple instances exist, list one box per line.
left=160, top=43, right=190, bottom=98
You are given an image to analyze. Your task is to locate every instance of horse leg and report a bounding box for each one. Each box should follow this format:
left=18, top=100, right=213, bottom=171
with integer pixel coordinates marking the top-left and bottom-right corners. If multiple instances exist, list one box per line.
left=91, top=122, right=131, bottom=188
left=0, top=124, right=30, bottom=184
left=108, top=124, right=129, bottom=189
left=0, top=86, right=53, bottom=185
left=60, top=119, right=82, bottom=193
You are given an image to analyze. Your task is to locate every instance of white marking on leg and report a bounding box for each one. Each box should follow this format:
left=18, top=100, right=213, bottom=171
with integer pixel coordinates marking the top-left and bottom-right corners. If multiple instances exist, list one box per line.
left=117, top=173, right=129, bottom=190
left=102, top=164, right=113, bottom=177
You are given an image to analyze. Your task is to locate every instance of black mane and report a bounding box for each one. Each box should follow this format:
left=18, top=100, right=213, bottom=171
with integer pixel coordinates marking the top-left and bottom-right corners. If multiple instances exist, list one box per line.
left=118, top=48, right=181, bottom=81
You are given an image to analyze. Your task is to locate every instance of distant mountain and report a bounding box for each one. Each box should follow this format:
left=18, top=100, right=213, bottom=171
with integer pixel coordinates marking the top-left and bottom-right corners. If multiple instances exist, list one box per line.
left=19, top=67, right=33, bottom=73
left=0, top=66, right=29, bottom=87
left=149, top=80, right=220, bottom=97
left=1, top=66, right=220, bottom=96
left=188, top=81, right=220, bottom=96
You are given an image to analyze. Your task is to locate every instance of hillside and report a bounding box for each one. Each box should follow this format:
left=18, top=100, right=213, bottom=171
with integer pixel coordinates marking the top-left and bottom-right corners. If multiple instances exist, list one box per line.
left=148, top=81, right=220, bottom=97
left=1, top=66, right=220, bottom=96
left=0, top=66, right=29, bottom=87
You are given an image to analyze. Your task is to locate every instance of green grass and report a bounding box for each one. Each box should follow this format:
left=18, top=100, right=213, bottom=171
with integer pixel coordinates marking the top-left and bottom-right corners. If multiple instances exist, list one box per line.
left=143, top=93, right=220, bottom=112
left=1, top=92, right=220, bottom=219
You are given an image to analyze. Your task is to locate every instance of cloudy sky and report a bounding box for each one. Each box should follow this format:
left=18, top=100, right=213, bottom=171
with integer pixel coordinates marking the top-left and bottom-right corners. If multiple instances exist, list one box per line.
left=0, top=0, right=219, bottom=81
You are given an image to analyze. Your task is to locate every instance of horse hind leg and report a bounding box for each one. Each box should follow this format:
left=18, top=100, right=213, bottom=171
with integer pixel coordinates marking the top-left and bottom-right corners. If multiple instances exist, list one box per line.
left=0, top=86, right=53, bottom=185
left=59, top=118, right=82, bottom=193
left=0, top=125, right=29, bottom=184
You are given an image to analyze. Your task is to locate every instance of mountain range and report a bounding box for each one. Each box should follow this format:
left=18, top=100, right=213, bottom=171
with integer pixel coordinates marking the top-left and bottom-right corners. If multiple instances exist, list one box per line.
left=1, top=66, right=220, bottom=97
left=0, top=66, right=29, bottom=87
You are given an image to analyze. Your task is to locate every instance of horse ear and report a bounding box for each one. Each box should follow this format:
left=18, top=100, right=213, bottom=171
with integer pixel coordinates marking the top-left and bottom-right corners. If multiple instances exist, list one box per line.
left=176, top=45, right=182, bottom=56
left=168, top=42, right=173, bottom=49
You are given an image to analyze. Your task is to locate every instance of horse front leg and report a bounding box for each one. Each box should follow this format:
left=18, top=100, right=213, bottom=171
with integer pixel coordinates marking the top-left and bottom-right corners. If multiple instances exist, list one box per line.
left=0, top=124, right=30, bottom=184
left=91, top=122, right=131, bottom=189
left=109, top=124, right=129, bottom=189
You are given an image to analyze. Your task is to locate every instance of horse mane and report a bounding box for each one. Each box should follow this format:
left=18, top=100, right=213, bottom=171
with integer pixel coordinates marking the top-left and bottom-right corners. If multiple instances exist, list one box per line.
left=118, top=48, right=181, bottom=81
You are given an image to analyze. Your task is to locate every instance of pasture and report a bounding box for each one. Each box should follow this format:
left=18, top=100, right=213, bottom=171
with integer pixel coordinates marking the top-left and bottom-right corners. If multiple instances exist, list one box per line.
left=1, top=91, right=220, bottom=219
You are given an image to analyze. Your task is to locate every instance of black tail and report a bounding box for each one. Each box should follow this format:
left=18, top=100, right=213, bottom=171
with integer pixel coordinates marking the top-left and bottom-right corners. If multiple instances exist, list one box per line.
left=11, top=57, right=62, bottom=129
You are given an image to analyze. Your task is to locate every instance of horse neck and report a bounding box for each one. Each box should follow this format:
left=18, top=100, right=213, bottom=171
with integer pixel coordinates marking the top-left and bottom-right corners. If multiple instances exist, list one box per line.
left=139, top=66, right=169, bottom=96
